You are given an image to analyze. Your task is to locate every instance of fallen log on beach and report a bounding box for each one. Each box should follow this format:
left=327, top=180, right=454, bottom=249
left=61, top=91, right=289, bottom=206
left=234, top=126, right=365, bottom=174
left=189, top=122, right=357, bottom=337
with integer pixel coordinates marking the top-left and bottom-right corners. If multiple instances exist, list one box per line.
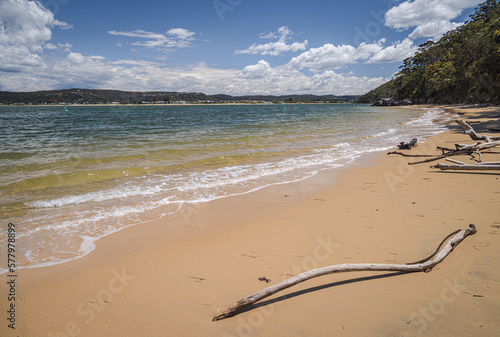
left=432, top=163, right=500, bottom=171
left=445, top=158, right=500, bottom=166
left=212, top=225, right=477, bottom=321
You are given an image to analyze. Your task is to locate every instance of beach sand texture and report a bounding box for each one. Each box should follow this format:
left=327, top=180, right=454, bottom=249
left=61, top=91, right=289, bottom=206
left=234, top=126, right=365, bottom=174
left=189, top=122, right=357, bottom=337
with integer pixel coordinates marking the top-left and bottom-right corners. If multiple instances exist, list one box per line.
left=1, top=105, right=499, bottom=337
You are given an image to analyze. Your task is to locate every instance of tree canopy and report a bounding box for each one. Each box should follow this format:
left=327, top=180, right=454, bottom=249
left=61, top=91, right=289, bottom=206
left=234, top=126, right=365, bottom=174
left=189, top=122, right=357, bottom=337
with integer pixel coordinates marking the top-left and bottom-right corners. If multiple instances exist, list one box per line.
left=358, top=0, right=500, bottom=104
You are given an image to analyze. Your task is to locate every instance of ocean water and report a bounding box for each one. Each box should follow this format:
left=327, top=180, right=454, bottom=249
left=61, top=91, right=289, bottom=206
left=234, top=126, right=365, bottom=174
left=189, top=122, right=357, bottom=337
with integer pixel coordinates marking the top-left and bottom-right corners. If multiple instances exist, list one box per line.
left=0, top=104, right=452, bottom=273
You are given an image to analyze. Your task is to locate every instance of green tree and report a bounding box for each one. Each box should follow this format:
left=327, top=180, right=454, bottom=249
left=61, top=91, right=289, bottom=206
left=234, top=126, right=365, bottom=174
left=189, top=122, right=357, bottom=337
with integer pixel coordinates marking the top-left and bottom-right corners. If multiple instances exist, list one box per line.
left=360, top=0, right=500, bottom=104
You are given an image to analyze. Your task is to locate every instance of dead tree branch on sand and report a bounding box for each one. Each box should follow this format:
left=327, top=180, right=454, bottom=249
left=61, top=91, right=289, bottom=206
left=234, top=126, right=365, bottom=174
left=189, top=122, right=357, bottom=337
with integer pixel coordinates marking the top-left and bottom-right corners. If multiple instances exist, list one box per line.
left=456, top=119, right=500, bottom=142
left=212, top=225, right=477, bottom=321
left=387, top=120, right=500, bottom=165
left=432, top=163, right=500, bottom=171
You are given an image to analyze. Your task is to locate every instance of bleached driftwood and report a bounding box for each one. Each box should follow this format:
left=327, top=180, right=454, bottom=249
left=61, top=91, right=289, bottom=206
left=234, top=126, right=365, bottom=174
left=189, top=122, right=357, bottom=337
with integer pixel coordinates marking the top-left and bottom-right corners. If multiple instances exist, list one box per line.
left=445, top=158, right=500, bottom=166
left=456, top=119, right=500, bottom=142
left=454, top=120, right=500, bottom=153
left=477, top=161, right=500, bottom=165
left=212, top=225, right=477, bottom=321
left=445, top=158, right=467, bottom=165
left=387, top=119, right=500, bottom=165
left=457, top=140, right=500, bottom=151
left=432, top=163, right=500, bottom=171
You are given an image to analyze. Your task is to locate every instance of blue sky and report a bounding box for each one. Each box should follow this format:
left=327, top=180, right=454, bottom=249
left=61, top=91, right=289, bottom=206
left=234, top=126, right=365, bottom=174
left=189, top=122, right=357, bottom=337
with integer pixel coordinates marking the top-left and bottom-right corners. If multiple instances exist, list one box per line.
left=0, top=0, right=482, bottom=95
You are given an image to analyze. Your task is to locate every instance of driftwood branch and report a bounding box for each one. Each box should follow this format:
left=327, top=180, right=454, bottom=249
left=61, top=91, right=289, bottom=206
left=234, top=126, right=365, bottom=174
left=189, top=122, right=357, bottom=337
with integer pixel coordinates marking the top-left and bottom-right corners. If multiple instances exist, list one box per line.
left=478, top=161, right=500, bottom=165
left=458, top=140, right=500, bottom=151
left=445, top=158, right=466, bottom=165
left=456, top=120, right=492, bottom=142
left=386, top=151, right=434, bottom=158
left=407, top=148, right=475, bottom=165
left=213, top=225, right=477, bottom=321
left=456, top=120, right=500, bottom=142
left=387, top=119, right=500, bottom=165
left=432, top=163, right=500, bottom=171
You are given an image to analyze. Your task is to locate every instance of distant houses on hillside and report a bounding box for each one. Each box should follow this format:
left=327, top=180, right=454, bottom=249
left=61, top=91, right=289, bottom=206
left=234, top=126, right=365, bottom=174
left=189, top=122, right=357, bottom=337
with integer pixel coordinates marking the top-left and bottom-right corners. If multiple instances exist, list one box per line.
left=0, top=89, right=359, bottom=105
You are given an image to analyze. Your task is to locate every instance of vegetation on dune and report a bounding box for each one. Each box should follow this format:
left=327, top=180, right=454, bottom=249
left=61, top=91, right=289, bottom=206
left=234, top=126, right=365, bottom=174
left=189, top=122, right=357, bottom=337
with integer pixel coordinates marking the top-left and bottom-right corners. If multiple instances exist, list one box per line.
left=358, top=0, right=500, bottom=105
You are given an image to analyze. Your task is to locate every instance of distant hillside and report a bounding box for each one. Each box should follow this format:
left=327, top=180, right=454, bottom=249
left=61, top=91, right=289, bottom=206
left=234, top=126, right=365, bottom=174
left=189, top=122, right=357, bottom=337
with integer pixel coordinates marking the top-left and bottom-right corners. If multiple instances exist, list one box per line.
left=0, top=89, right=209, bottom=105
left=358, top=0, right=500, bottom=105
left=210, top=94, right=359, bottom=102
left=0, top=89, right=358, bottom=105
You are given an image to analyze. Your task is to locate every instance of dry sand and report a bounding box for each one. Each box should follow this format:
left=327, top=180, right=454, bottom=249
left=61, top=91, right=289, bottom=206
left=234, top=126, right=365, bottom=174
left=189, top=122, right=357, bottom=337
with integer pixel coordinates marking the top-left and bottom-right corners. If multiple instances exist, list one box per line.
left=1, top=105, right=499, bottom=337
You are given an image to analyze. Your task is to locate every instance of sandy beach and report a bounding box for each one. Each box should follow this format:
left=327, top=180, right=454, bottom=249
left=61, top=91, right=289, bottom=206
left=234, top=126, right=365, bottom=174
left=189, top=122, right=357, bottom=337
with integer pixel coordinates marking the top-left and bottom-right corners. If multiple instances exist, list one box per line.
left=2, top=105, right=499, bottom=337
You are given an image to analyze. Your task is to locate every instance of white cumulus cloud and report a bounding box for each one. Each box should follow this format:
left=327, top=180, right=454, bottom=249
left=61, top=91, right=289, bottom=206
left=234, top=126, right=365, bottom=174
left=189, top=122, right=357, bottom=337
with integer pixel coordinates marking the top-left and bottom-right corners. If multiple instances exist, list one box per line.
left=67, top=52, right=87, bottom=64
left=287, top=44, right=361, bottom=72
left=235, top=26, right=308, bottom=56
left=232, top=62, right=388, bottom=95
left=286, top=39, right=416, bottom=73
left=385, top=0, right=483, bottom=39
left=408, top=20, right=462, bottom=40
left=108, top=28, right=196, bottom=49
left=367, top=38, right=418, bottom=63
left=240, top=60, right=273, bottom=79
left=0, top=0, right=71, bottom=72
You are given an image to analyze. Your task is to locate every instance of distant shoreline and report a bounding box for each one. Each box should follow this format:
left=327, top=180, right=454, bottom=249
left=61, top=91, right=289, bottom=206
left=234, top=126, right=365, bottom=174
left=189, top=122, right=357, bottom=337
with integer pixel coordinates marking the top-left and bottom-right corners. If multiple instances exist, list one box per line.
left=0, top=88, right=360, bottom=106
left=0, top=102, right=358, bottom=107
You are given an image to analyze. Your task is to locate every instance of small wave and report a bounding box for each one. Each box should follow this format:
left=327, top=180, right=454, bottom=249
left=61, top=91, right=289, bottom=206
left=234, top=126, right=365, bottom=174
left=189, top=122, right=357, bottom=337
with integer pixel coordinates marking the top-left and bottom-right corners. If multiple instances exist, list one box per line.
left=405, top=108, right=445, bottom=127
left=28, top=181, right=169, bottom=208
left=371, top=128, right=396, bottom=138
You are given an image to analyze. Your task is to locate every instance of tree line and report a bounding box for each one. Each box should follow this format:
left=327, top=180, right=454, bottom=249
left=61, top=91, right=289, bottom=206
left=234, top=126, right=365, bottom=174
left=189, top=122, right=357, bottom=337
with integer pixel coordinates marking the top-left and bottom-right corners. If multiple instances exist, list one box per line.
left=358, top=0, right=500, bottom=105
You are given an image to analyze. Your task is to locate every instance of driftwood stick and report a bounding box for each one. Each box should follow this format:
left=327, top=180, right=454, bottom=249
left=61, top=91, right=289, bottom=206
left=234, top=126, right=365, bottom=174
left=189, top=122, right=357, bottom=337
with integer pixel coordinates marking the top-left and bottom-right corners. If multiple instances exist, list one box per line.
left=386, top=151, right=436, bottom=158
left=475, top=150, right=483, bottom=163
left=408, top=153, right=456, bottom=165
left=474, top=141, right=500, bottom=150
left=432, top=163, right=500, bottom=171
left=478, top=161, right=500, bottom=165
left=456, top=141, right=500, bottom=151
left=456, top=143, right=476, bottom=149
left=212, top=225, right=477, bottom=321
left=446, top=158, right=466, bottom=165
left=437, top=146, right=455, bottom=152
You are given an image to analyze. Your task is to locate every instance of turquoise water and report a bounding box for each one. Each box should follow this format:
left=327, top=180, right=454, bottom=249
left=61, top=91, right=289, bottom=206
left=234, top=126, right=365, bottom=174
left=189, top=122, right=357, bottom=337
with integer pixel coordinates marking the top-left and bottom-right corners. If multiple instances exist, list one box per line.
left=0, top=104, right=451, bottom=272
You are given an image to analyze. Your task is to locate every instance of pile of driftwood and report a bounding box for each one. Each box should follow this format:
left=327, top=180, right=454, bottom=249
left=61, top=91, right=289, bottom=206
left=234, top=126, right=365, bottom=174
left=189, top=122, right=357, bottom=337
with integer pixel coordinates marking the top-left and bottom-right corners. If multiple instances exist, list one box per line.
left=388, top=119, right=500, bottom=171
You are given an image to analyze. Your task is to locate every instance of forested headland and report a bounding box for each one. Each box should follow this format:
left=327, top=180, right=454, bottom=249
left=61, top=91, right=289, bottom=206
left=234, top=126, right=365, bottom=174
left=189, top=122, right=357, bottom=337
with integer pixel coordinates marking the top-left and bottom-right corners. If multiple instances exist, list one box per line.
left=358, top=0, right=500, bottom=105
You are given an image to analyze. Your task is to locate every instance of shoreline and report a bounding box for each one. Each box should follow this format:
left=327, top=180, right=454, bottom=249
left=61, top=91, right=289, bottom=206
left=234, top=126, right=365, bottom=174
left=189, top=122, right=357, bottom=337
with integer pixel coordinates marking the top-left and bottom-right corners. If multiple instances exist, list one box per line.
left=2, top=102, right=497, bottom=108
left=1, top=102, right=355, bottom=107
left=1, top=105, right=499, bottom=336
left=0, top=104, right=448, bottom=274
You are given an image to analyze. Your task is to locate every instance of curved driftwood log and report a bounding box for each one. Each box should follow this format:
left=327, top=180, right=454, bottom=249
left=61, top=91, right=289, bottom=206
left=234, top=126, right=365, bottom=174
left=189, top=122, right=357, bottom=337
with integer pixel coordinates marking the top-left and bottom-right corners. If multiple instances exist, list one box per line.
left=213, top=225, right=477, bottom=321
left=456, top=120, right=500, bottom=142
left=456, top=120, right=492, bottom=142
